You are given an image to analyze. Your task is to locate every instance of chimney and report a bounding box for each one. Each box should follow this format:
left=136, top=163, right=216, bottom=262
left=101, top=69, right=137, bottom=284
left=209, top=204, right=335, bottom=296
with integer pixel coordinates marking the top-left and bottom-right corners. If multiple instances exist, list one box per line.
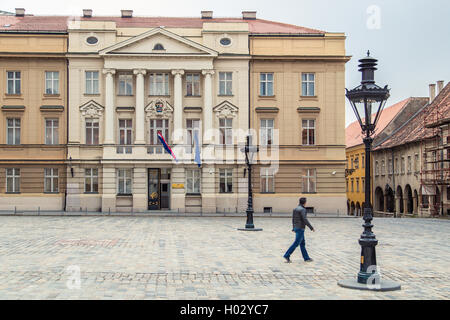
left=121, top=10, right=133, bottom=18
left=242, top=11, right=256, bottom=20
left=437, top=80, right=444, bottom=94
left=83, top=9, right=92, bottom=18
left=15, top=8, right=25, bottom=17
left=201, top=11, right=213, bottom=19
left=429, top=83, right=436, bottom=103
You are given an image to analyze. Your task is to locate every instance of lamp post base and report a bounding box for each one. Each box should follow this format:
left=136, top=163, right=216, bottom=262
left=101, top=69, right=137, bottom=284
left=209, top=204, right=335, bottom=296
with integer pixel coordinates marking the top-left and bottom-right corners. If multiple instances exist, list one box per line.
left=237, top=227, right=263, bottom=231
left=338, top=278, right=401, bottom=291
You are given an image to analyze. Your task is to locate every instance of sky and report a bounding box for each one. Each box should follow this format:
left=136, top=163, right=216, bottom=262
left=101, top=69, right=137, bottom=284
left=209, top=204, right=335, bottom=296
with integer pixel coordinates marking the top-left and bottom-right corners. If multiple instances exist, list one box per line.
left=4, top=0, right=450, bottom=127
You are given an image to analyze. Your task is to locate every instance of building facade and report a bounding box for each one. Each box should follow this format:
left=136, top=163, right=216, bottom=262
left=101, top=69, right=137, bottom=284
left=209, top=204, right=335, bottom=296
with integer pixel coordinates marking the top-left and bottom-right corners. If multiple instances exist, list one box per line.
left=372, top=82, right=448, bottom=217
left=0, top=10, right=68, bottom=211
left=250, top=29, right=349, bottom=214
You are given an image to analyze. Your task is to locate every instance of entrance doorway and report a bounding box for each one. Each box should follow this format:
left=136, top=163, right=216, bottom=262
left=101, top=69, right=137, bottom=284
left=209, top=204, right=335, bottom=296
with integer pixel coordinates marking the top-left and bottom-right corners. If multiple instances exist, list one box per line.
left=148, top=168, right=171, bottom=210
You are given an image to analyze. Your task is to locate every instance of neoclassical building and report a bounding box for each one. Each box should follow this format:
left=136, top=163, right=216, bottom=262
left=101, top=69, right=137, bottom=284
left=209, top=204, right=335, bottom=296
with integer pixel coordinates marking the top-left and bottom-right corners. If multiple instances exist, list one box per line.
left=66, top=10, right=257, bottom=213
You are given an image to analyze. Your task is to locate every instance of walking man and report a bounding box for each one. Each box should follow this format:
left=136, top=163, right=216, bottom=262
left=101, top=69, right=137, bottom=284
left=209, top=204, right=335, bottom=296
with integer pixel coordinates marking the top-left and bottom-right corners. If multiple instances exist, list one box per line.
left=283, top=197, right=314, bottom=263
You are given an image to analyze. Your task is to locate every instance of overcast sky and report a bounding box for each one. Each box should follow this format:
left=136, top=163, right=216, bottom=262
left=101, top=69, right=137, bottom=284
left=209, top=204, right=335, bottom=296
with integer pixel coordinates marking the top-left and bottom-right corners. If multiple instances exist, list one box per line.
left=5, top=0, right=450, bottom=126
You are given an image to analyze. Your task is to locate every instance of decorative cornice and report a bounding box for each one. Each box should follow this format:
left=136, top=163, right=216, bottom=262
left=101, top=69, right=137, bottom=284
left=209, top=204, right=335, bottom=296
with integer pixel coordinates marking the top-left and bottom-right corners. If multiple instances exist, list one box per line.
left=213, top=100, right=238, bottom=118
left=79, top=100, right=104, bottom=117
left=145, top=100, right=173, bottom=118
left=1, top=105, right=25, bottom=111
left=40, top=105, right=64, bottom=112
left=255, top=107, right=279, bottom=113
left=184, top=106, right=202, bottom=112
left=297, top=106, right=320, bottom=113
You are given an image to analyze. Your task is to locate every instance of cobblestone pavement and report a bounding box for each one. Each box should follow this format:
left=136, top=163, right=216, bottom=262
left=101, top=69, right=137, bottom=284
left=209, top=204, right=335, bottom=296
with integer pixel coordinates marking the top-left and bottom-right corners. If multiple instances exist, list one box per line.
left=0, top=215, right=448, bottom=300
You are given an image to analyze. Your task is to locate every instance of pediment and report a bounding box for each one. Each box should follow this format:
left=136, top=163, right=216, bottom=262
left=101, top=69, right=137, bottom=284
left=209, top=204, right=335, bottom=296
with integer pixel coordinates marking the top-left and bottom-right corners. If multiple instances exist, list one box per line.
left=99, top=28, right=218, bottom=57
left=213, top=100, right=239, bottom=118
left=145, top=99, right=173, bottom=118
left=80, top=100, right=104, bottom=117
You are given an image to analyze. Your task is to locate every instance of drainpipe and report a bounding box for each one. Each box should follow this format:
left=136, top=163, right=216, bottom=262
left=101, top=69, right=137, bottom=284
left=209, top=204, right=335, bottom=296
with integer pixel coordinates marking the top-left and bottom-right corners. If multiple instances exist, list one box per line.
left=63, top=33, right=69, bottom=212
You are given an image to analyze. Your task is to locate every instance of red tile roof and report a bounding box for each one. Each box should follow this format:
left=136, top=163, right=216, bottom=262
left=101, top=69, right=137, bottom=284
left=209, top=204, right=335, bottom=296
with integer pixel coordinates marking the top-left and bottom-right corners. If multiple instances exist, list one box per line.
left=0, top=14, right=325, bottom=34
left=376, top=83, right=449, bottom=150
left=346, top=98, right=411, bottom=148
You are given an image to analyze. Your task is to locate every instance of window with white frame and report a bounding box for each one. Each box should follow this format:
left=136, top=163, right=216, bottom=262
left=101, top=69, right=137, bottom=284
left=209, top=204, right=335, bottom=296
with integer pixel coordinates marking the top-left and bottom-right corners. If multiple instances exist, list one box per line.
left=302, top=119, right=315, bottom=145
left=6, top=168, right=20, bottom=193
left=186, top=169, right=201, bottom=194
left=260, top=73, right=274, bottom=96
left=6, top=118, right=20, bottom=145
left=85, top=118, right=99, bottom=145
left=149, top=73, right=169, bottom=96
left=45, top=71, right=59, bottom=95
left=186, top=119, right=200, bottom=153
left=219, top=72, right=232, bottom=95
left=260, top=119, right=274, bottom=146
left=44, top=168, right=59, bottom=193
left=260, top=168, right=275, bottom=193
left=301, top=168, right=316, bottom=193
left=219, top=168, right=233, bottom=193
left=149, top=119, right=169, bottom=154
left=85, top=71, right=99, bottom=94
left=85, top=168, right=98, bottom=193
left=45, top=119, right=59, bottom=145
left=117, top=169, right=132, bottom=195
left=118, top=119, right=133, bottom=154
left=219, top=118, right=233, bottom=145
left=118, top=74, right=133, bottom=95
left=186, top=73, right=200, bottom=96
left=7, top=71, right=21, bottom=94
left=301, top=73, right=315, bottom=96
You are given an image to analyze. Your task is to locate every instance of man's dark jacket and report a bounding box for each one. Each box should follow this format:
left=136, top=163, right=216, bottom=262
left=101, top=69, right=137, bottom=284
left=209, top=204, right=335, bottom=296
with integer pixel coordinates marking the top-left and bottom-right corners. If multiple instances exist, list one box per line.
left=292, top=205, right=314, bottom=231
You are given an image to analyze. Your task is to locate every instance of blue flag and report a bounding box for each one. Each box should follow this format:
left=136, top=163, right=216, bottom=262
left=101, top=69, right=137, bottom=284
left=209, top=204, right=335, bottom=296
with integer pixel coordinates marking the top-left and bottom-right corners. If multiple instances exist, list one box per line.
left=194, top=131, right=201, bottom=168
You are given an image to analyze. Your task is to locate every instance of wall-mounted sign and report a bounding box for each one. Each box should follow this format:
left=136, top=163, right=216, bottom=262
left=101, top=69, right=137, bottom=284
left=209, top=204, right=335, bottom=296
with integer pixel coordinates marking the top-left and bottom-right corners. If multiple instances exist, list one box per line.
left=172, top=183, right=184, bottom=189
left=155, top=102, right=163, bottom=113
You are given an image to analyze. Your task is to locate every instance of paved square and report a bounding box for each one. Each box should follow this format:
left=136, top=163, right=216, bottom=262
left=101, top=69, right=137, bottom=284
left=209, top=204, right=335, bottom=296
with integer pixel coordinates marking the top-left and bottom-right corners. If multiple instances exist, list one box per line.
left=0, top=215, right=448, bottom=299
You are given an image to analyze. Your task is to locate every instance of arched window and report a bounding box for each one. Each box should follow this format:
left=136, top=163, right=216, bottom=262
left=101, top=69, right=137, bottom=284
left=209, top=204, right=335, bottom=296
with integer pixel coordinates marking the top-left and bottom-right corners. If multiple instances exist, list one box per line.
left=153, top=43, right=165, bottom=50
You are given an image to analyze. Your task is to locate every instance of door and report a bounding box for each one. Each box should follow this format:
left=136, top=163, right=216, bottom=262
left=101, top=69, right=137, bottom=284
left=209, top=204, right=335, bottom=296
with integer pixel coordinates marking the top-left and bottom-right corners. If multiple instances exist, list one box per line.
left=148, top=169, right=160, bottom=210
left=160, top=182, right=170, bottom=209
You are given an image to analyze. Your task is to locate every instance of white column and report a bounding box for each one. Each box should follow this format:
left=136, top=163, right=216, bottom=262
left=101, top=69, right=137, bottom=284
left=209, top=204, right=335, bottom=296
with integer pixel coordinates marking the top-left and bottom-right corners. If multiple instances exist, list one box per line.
left=103, top=69, right=116, bottom=144
left=202, top=70, right=214, bottom=143
left=133, top=69, right=146, bottom=144
left=171, top=69, right=185, bottom=144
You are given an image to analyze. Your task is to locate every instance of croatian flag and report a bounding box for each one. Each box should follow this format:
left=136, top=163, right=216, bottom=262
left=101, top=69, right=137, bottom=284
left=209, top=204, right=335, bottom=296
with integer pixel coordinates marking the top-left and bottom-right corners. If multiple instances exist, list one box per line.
left=194, top=131, right=201, bottom=168
left=157, top=132, right=177, bottom=162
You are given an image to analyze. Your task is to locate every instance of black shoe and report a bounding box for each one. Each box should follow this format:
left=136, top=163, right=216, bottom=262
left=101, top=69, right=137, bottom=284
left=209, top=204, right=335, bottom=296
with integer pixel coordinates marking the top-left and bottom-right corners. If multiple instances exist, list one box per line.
left=305, top=258, right=314, bottom=262
left=284, top=256, right=291, bottom=263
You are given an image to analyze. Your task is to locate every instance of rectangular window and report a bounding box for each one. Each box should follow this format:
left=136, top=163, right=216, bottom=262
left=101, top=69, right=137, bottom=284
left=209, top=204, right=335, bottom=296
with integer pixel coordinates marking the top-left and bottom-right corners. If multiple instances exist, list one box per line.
left=149, top=119, right=169, bottom=154
left=45, top=71, right=59, bottom=95
left=407, top=155, right=412, bottom=174
left=362, top=178, right=365, bottom=192
left=186, top=169, right=201, bottom=193
left=45, top=119, right=59, bottom=145
left=85, top=71, right=99, bottom=94
left=186, top=119, right=200, bottom=152
left=85, top=168, right=98, bottom=193
left=260, top=73, right=274, bottom=96
left=414, top=154, right=419, bottom=172
left=375, top=161, right=379, bottom=176
left=395, top=158, right=399, bottom=174
left=219, top=118, right=233, bottom=145
left=7, top=71, right=21, bottom=94
left=388, top=158, right=393, bottom=175
left=356, top=178, right=360, bottom=193
left=219, top=72, right=232, bottom=95
left=260, top=119, right=274, bottom=146
left=44, top=168, right=59, bottom=193
left=6, top=168, right=20, bottom=193
left=381, top=160, right=386, bottom=175
left=186, top=73, right=200, bottom=96
left=117, top=169, right=132, bottom=195
left=301, top=168, right=316, bottom=193
left=301, top=73, right=315, bottom=96
left=302, top=119, right=316, bottom=145
left=6, top=118, right=20, bottom=145
left=362, top=154, right=365, bottom=168
left=351, top=179, right=354, bottom=192
left=85, top=119, right=99, bottom=145
left=351, top=157, right=354, bottom=169
left=149, top=73, right=169, bottom=96
left=354, top=156, right=359, bottom=169
left=118, top=74, right=133, bottom=95
left=401, top=156, right=405, bottom=174
left=219, top=169, right=233, bottom=193
left=260, top=168, right=275, bottom=193
left=118, top=119, right=133, bottom=154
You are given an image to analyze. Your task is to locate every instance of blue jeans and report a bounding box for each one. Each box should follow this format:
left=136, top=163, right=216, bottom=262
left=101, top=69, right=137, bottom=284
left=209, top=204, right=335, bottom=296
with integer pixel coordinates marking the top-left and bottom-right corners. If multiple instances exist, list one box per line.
left=284, top=228, right=311, bottom=261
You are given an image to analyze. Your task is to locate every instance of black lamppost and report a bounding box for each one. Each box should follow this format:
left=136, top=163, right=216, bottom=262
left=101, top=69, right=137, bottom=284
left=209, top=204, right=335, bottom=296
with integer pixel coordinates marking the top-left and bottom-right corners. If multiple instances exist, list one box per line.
left=338, top=51, right=400, bottom=291
left=238, top=135, right=262, bottom=231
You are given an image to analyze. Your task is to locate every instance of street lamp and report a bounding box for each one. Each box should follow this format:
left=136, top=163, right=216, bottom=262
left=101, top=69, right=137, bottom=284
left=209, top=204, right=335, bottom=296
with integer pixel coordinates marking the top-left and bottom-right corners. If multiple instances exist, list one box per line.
left=338, top=51, right=400, bottom=291
left=238, top=134, right=262, bottom=231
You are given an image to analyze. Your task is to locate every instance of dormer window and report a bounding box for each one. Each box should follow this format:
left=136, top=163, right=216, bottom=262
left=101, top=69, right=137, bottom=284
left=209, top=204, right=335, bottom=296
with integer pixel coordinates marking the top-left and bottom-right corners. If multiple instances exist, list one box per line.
left=153, top=43, right=165, bottom=50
